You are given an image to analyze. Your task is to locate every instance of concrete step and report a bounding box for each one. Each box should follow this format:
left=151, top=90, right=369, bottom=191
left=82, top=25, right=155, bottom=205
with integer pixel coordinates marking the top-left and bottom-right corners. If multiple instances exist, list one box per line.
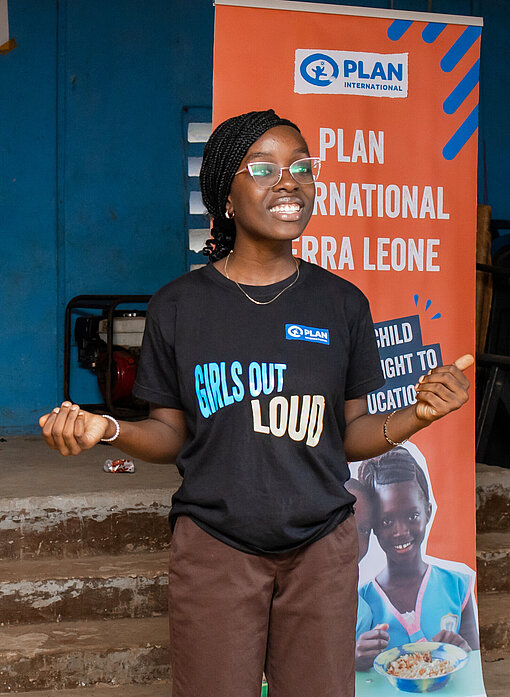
left=0, top=551, right=168, bottom=624
left=477, top=531, right=510, bottom=592
left=0, top=622, right=504, bottom=696
left=0, top=683, right=172, bottom=696
left=481, top=649, right=510, bottom=697
left=0, top=490, right=174, bottom=561
left=476, top=463, right=510, bottom=532
left=479, top=591, right=510, bottom=652
left=0, top=616, right=170, bottom=692
left=0, top=437, right=181, bottom=561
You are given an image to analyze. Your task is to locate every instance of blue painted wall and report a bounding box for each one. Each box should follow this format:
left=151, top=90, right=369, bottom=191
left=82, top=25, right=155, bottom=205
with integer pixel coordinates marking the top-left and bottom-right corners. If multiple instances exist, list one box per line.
left=1, top=0, right=213, bottom=432
left=1, top=1, right=58, bottom=433
left=0, top=0, right=508, bottom=433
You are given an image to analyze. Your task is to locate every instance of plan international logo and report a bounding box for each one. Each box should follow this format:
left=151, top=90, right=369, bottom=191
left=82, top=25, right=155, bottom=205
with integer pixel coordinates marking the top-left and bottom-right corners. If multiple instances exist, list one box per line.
left=294, top=49, right=408, bottom=98
left=285, top=324, right=330, bottom=345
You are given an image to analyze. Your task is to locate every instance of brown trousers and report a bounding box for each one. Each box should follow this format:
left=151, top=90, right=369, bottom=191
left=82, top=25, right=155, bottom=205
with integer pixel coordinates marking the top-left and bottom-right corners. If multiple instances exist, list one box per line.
left=168, top=515, right=358, bottom=697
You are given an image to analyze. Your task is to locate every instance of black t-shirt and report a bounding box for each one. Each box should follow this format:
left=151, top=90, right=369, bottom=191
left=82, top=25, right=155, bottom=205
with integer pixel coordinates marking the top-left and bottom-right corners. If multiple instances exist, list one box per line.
left=133, top=260, right=384, bottom=554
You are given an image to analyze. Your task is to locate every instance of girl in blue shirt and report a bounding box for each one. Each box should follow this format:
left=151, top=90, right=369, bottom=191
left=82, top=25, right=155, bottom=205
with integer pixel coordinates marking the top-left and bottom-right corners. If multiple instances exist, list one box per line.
left=355, top=447, right=479, bottom=671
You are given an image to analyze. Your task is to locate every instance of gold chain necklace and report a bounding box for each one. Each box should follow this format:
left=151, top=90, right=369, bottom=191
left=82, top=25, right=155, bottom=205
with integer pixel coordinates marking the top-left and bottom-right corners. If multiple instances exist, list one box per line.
left=223, top=251, right=300, bottom=306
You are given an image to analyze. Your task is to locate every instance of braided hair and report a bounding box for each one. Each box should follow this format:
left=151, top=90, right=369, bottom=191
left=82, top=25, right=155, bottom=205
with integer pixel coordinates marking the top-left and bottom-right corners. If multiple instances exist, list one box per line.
left=358, top=446, right=430, bottom=506
left=199, top=109, right=301, bottom=261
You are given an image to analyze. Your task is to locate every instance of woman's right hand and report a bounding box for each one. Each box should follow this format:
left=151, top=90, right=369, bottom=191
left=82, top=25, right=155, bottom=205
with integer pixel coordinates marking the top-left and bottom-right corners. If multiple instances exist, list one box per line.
left=355, top=624, right=390, bottom=671
left=39, top=402, right=113, bottom=456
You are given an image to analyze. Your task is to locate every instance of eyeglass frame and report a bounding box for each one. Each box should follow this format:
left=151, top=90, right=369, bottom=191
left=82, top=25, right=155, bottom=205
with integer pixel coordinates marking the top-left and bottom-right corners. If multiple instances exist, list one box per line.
left=233, top=157, right=321, bottom=189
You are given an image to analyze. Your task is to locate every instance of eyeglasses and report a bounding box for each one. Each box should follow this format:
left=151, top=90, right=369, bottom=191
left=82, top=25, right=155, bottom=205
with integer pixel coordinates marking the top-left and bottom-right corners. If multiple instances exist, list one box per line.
left=234, top=157, right=321, bottom=189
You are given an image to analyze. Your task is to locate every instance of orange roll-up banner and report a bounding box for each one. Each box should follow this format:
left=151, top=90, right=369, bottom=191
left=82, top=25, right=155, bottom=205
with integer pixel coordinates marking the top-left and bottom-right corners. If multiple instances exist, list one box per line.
left=213, top=1, right=484, bottom=694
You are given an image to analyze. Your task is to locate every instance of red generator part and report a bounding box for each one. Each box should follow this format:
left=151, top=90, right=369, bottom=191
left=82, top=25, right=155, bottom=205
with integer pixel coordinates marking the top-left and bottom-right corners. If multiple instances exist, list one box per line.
left=97, top=349, right=138, bottom=404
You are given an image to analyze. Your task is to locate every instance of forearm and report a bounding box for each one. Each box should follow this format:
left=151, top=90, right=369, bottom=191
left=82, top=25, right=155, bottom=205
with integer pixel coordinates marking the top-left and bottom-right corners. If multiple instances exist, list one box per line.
left=105, top=417, right=186, bottom=464
left=344, top=355, right=474, bottom=461
left=343, top=404, right=429, bottom=461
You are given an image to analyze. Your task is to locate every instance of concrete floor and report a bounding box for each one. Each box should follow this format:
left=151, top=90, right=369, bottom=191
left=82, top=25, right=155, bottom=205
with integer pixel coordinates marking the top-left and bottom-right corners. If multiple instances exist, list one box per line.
left=481, top=650, right=509, bottom=696
left=0, top=436, right=182, bottom=498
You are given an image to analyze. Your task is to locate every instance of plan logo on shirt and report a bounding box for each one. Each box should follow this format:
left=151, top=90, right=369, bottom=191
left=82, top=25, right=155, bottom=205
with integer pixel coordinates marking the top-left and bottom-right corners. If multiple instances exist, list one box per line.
left=285, top=324, right=330, bottom=345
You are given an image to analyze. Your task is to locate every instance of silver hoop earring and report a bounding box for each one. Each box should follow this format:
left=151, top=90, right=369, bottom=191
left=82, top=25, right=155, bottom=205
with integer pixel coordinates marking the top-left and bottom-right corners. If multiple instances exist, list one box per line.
left=225, top=209, right=234, bottom=220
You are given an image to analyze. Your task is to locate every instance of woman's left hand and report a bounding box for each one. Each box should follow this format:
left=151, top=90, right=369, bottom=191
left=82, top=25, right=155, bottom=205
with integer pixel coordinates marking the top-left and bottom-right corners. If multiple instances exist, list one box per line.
left=414, top=354, right=474, bottom=423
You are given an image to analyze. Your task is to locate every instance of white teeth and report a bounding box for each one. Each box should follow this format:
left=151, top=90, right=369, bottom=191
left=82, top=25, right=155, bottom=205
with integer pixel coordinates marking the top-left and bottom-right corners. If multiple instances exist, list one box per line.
left=395, top=542, right=412, bottom=550
left=269, top=203, right=301, bottom=213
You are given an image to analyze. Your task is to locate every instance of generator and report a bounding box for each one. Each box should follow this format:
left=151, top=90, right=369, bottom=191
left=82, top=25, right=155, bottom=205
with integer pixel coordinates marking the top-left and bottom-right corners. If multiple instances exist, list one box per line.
left=64, top=295, right=152, bottom=416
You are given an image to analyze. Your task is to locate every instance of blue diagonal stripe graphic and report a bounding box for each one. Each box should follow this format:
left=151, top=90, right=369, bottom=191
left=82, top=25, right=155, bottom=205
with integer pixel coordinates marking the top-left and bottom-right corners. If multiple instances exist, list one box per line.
left=441, top=26, right=482, bottom=72
left=422, top=23, right=446, bottom=43
left=387, top=19, right=413, bottom=41
left=443, top=60, right=480, bottom=114
left=443, top=104, right=479, bottom=160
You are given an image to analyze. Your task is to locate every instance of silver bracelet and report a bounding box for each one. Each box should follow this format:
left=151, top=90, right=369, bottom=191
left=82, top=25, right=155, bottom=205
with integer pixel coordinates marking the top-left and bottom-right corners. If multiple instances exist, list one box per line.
left=101, top=414, right=120, bottom=442
left=383, top=410, right=407, bottom=447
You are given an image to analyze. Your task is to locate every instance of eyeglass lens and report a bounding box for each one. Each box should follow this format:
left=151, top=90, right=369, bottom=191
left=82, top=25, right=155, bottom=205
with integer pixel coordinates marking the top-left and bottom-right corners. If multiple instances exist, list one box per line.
left=247, top=158, right=320, bottom=187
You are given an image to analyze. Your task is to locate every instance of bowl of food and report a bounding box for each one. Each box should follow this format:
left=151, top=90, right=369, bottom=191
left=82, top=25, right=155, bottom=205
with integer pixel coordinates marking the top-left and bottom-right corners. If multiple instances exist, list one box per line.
left=373, top=641, right=469, bottom=693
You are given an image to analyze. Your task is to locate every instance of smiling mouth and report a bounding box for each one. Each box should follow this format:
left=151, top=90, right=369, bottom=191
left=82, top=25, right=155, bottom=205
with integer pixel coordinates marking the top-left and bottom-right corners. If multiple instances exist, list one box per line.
left=269, top=203, right=303, bottom=214
left=394, top=541, right=413, bottom=551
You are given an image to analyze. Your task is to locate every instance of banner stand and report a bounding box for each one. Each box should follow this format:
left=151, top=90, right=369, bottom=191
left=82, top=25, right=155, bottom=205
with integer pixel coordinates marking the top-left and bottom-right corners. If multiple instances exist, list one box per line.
left=214, top=2, right=485, bottom=695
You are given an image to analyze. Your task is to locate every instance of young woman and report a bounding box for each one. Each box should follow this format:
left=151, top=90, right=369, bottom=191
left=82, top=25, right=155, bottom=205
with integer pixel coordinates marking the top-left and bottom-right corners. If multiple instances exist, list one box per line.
left=355, top=448, right=479, bottom=672
left=40, top=109, right=473, bottom=697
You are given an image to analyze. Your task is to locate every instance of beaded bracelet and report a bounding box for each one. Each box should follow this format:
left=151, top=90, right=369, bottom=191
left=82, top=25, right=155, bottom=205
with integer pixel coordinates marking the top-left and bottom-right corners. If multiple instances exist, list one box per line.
left=383, top=410, right=408, bottom=447
left=100, top=414, right=120, bottom=442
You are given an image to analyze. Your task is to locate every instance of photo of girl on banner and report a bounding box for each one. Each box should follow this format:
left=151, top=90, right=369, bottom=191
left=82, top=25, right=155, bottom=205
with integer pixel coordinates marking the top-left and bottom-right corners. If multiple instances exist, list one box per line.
left=350, top=442, right=479, bottom=672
